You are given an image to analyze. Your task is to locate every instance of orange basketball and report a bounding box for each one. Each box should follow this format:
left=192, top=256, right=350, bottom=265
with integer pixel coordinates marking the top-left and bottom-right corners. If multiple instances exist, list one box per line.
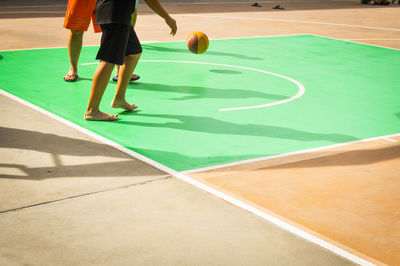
left=187, top=31, right=209, bottom=54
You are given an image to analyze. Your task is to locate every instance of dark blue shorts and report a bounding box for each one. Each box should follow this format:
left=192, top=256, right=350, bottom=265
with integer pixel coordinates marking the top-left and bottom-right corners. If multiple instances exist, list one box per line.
left=96, top=23, right=142, bottom=65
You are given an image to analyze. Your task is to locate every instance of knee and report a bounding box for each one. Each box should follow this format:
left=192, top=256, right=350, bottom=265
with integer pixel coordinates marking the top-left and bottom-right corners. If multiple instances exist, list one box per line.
left=71, top=30, right=84, bottom=39
left=128, top=53, right=142, bottom=58
left=126, top=53, right=141, bottom=62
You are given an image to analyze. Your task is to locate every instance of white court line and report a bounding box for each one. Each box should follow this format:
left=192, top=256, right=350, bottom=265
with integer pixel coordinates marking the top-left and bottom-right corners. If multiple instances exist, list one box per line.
left=142, top=60, right=304, bottom=112
left=182, top=132, right=400, bottom=174
left=232, top=33, right=400, bottom=51
left=0, top=34, right=309, bottom=52
left=185, top=14, right=400, bottom=32
left=81, top=60, right=306, bottom=111
left=0, top=45, right=97, bottom=52
left=0, top=88, right=376, bottom=266
left=384, top=137, right=398, bottom=143
left=347, top=38, right=400, bottom=41
left=0, top=40, right=170, bottom=52
left=2, top=33, right=399, bottom=52
left=310, top=33, right=400, bottom=51
left=209, top=33, right=309, bottom=40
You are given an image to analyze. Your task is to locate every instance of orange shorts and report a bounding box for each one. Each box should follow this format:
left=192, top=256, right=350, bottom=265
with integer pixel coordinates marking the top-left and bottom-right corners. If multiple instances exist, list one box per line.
left=64, top=0, right=101, bottom=33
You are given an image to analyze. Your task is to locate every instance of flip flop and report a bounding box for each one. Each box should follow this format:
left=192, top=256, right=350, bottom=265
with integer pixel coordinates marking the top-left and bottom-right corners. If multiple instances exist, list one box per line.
left=64, top=73, right=78, bottom=82
left=112, top=74, right=140, bottom=82
left=252, top=2, right=262, bottom=7
left=272, top=5, right=285, bottom=9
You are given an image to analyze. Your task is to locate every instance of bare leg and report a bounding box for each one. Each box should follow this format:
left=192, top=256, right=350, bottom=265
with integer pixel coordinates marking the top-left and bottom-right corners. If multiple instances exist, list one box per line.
left=65, top=30, right=84, bottom=81
left=111, top=53, right=141, bottom=111
left=114, top=64, right=139, bottom=80
left=115, top=65, right=121, bottom=77
left=85, top=61, right=118, bottom=121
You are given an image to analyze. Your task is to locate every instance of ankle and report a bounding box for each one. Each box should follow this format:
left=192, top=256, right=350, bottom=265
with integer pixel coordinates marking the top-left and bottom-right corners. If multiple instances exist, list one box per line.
left=113, top=96, right=126, bottom=103
left=85, top=107, right=99, bottom=115
left=69, top=66, right=78, bottom=74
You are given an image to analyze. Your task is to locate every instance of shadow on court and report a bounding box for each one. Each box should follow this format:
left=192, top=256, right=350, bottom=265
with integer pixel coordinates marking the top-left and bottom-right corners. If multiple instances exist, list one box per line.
left=267, top=145, right=400, bottom=169
left=141, top=44, right=262, bottom=60
left=209, top=69, right=241, bottom=74
left=126, top=146, right=268, bottom=171
left=0, top=126, right=268, bottom=180
left=131, top=82, right=289, bottom=101
left=116, top=113, right=358, bottom=143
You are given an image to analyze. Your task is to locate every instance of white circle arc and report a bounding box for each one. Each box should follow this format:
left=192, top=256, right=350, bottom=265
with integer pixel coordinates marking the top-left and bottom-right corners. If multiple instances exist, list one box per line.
left=140, top=60, right=305, bottom=112
left=82, top=60, right=306, bottom=111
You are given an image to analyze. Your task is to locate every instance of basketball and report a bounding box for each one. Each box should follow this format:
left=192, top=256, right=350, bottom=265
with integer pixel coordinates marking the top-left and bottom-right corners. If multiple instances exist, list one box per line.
left=187, top=31, right=209, bottom=54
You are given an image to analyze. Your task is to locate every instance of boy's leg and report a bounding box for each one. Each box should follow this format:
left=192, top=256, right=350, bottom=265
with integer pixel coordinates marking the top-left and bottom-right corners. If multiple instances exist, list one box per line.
left=115, top=65, right=120, bottom=77
left=84, top=61, right=118, bottom=121
left=112, top=53, right=141, bottom=111
left=64, top=30, right=84, bottom=81
left=113, top=62, right=140, bottom=82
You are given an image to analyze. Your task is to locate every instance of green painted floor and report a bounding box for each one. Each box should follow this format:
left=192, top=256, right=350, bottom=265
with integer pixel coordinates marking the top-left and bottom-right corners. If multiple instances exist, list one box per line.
left=1, top=35, right=399, bottom=171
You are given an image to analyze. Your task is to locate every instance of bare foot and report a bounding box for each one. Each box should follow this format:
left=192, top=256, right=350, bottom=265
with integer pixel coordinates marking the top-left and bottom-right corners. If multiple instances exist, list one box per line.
left=111, top=100, right=138, bottom=112
left=84, top=111, right=118, bottom=121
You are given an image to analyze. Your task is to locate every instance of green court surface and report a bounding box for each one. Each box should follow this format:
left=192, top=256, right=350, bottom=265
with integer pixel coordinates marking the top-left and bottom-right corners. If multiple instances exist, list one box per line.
left=1, top=35, right=399, bottom=171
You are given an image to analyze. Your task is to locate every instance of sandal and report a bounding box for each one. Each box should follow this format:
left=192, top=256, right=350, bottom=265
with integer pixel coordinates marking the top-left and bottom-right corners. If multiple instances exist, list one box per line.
left=112, top=74, right=140, bottom=82
left=272, top=5, right=285, bottom=9
left=252, top=2, right=262, bottom=7
left=64, top=73, right=78, bottom=82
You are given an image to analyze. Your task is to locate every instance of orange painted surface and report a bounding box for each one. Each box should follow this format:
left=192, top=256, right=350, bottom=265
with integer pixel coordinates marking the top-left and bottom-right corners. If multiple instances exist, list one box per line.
left=190, top=139, right=400, bottom=265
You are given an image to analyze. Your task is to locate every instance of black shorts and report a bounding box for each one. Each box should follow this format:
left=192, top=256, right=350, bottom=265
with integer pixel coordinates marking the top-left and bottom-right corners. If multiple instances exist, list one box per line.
left=96, top=23, right=142, bottom=65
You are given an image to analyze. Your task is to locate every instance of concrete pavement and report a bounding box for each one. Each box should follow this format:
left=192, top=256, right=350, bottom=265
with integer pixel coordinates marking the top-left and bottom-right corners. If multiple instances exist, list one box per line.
left=0, top=94, right=354, bottom=265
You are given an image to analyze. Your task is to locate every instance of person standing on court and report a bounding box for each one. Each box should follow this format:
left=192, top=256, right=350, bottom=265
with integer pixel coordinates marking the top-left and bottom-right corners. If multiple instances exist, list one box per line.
left=112, top=7, right=141, bottom=83
left=63, top=0, right=100, bottom=82
left=84, top=0, right=177, bottom=121
left=63, top=0, right=140, bottom=82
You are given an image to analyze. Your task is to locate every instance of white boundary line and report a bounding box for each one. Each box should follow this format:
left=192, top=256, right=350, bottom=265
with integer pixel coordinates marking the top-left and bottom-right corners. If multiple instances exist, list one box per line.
left=0, top=90, right=174, bottom=175
left=347, top=38, right=400, bottom=41
left=0, top=41, right=163, bottom=52
left=383, top=137, right=398, bottom=143
left=0, top=88, right=376, bottom=266
left=184, top=14, right=400, bottom=32
left=0, top=45, right=96, bottom=52
left=310, top=33, right=400, bottom=51
left=0, top=34, right=307, bottom=52
left=2, top=33, right=399, bottom=52
left=182, top=132, right=400, bottom=174
left=208, top=33, right=310, bottom=41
